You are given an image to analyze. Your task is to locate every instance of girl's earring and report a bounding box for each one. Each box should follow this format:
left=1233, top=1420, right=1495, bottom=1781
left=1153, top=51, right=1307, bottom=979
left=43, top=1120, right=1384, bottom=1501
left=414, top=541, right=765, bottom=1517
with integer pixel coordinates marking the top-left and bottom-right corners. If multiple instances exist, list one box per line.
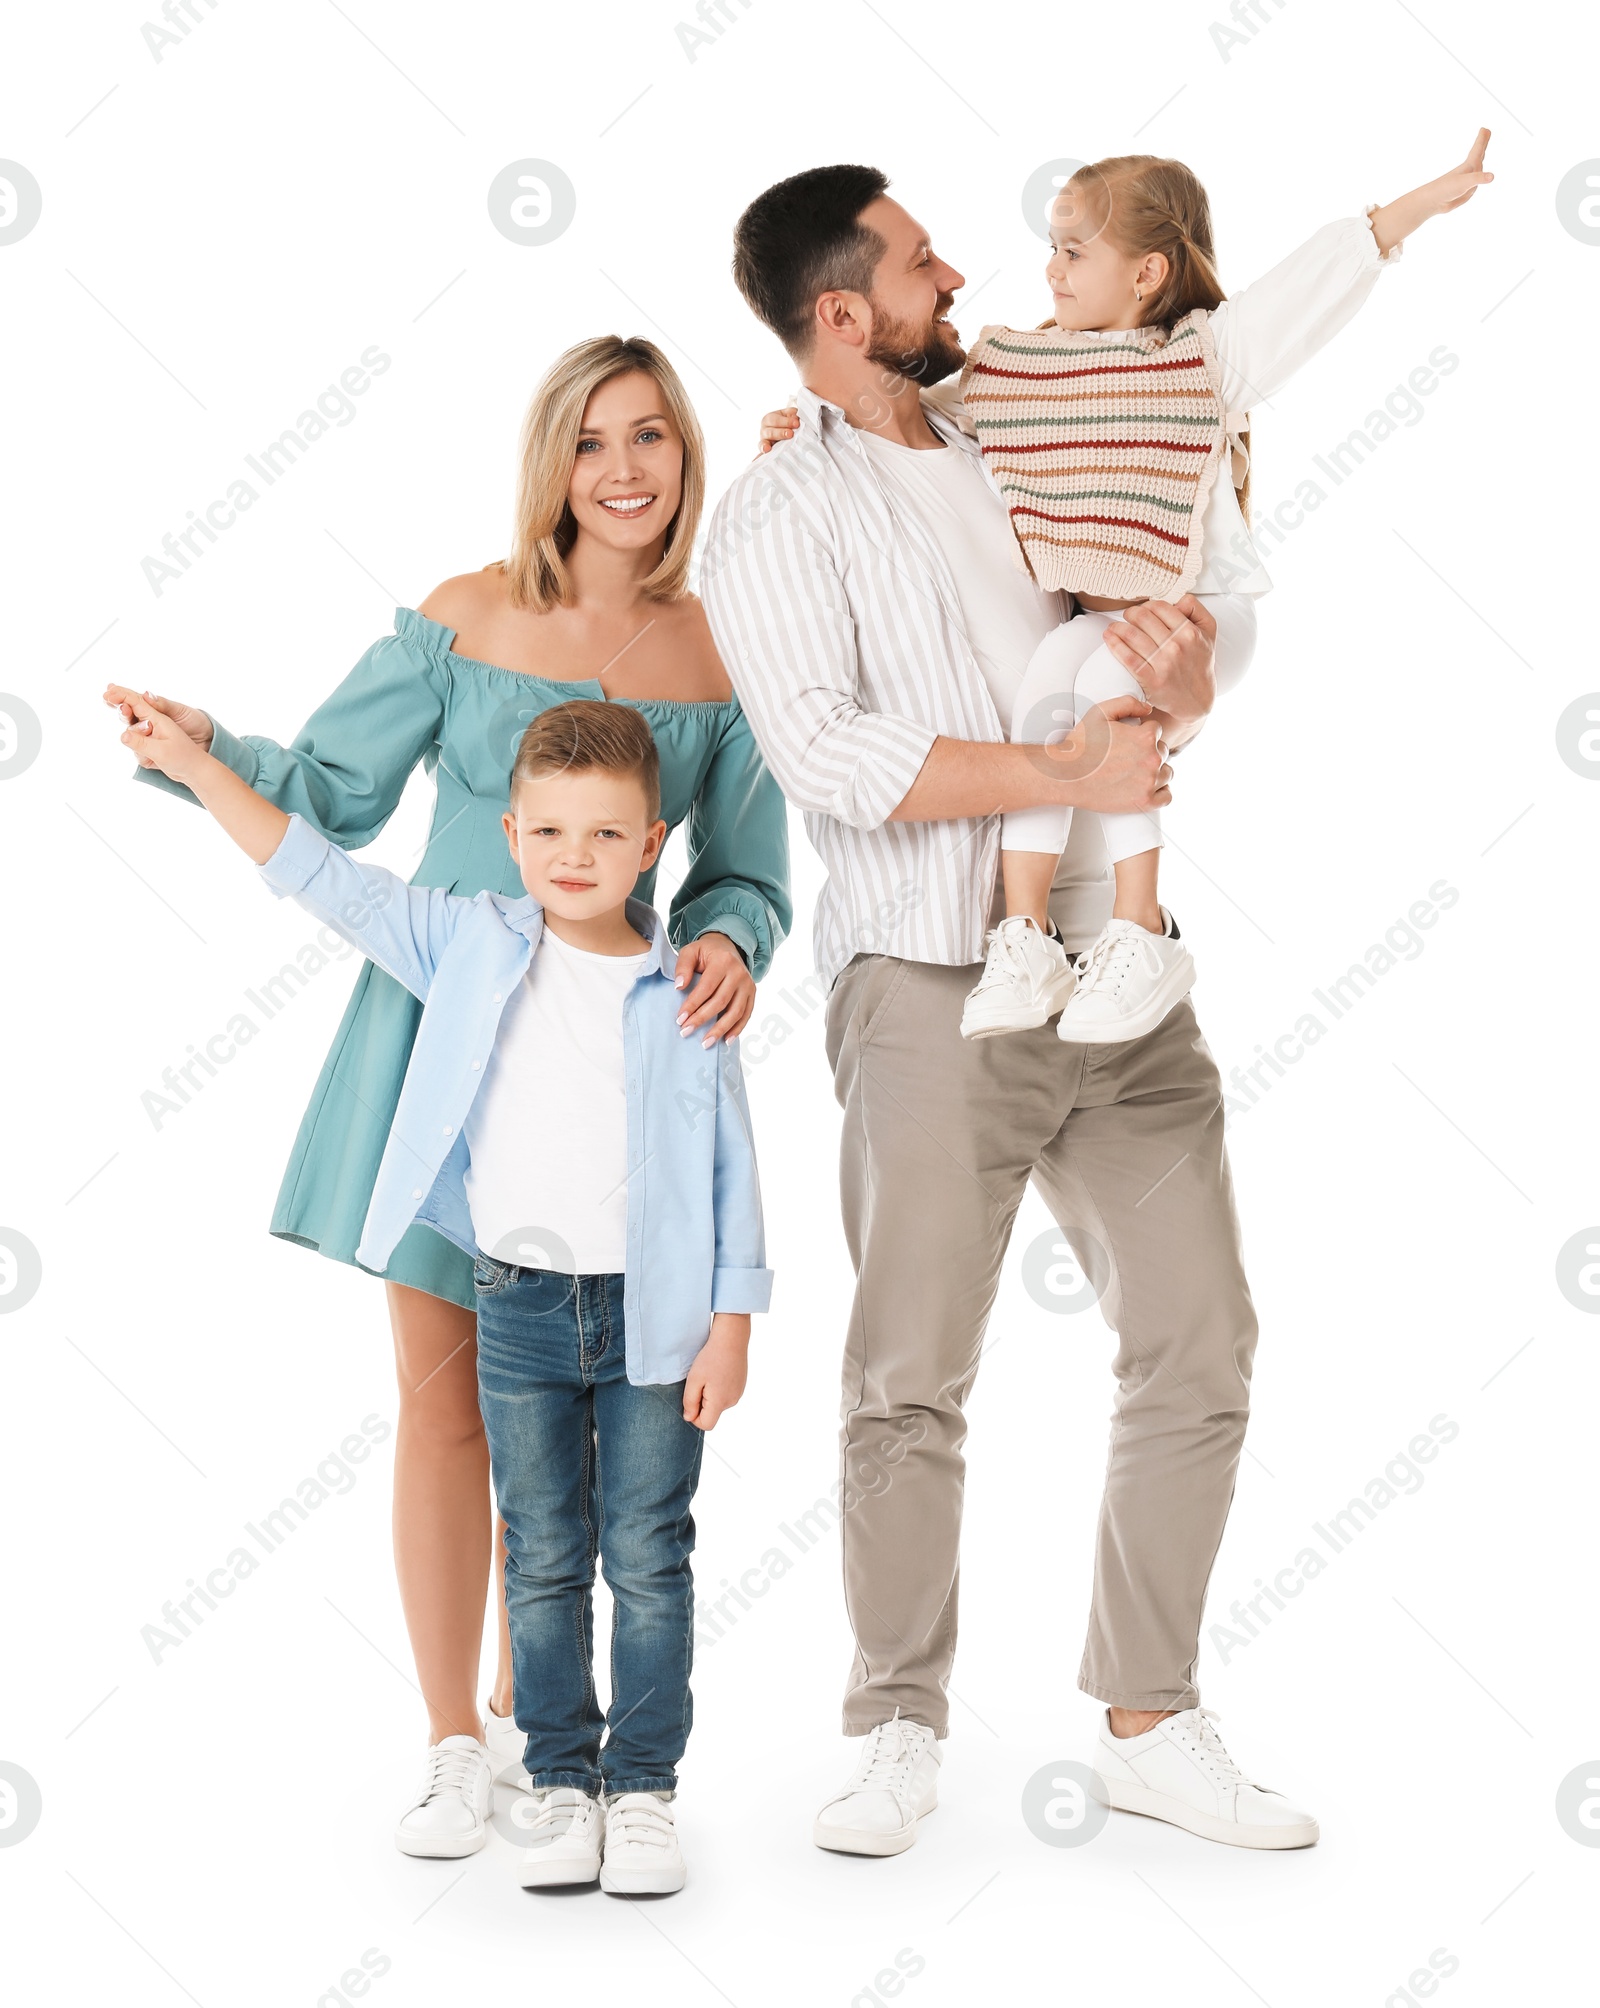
left=1134, top=284, right=1143, bottom=302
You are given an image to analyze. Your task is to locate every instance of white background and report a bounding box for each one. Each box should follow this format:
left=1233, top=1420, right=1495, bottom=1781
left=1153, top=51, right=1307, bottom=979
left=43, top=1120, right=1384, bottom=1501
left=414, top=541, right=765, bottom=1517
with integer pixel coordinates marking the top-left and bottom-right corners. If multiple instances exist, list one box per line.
left=4, top=0, right=1599, bottom=2001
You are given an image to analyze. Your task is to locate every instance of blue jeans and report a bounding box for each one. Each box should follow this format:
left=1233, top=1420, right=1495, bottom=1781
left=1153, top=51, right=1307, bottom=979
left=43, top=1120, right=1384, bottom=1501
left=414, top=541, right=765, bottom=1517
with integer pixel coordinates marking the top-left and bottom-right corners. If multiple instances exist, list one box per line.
left=473, top=1261, right=704, bottom=1796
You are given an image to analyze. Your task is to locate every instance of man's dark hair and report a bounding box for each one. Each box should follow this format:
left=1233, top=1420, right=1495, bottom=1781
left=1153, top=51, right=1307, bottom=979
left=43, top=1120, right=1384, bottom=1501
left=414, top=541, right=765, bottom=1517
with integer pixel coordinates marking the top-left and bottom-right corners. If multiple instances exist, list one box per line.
left=732, top=165, right=891, bottom=358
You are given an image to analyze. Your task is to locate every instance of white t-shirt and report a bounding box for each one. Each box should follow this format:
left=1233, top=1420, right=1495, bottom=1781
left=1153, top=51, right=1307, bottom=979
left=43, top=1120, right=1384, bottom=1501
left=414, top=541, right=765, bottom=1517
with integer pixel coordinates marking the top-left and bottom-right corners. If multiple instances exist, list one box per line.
left=857, top=430, right=1113, bottom=946
left=463, top=927, right=651, bottom=1273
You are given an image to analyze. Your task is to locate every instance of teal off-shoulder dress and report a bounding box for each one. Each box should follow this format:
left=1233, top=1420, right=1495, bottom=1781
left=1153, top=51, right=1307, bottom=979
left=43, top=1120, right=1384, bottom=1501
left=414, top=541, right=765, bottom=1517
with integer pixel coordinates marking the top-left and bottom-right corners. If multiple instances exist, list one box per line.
left=136, top=607, right=792, bottom=1310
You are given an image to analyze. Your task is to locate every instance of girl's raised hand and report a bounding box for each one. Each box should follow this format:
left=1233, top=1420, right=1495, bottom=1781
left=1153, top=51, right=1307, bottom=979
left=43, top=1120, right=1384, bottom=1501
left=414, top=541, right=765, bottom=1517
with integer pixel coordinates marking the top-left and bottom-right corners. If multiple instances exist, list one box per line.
left=1369, top=131, right=1493, bottom=254
left=756, top=404, right=800, bottom=456
left=1434, top=128, right=1493, bottom=214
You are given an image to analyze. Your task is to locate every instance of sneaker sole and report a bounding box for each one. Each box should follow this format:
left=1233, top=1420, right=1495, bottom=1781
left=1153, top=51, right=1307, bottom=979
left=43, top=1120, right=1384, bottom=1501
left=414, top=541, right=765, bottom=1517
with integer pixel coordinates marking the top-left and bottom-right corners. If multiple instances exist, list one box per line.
left=519, top=1853, right=601, bottom=1887
left=395, top=1825, right=489, bottom=1859
left=812, top=1802, right=935, bottom=1857
left=1093, top=1773, right=1318, bottom=1850
left=962, top=983, right=1078, bottom=1041
left=600, top=1862, right=687, bottom=1894
left=1057, top=958, right=1195, bottom=1046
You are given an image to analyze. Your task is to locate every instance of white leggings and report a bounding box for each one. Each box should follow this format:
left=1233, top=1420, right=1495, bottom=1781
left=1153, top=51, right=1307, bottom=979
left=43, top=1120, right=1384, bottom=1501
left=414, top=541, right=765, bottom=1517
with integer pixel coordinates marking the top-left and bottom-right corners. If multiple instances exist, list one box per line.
left=1003, top=592, right=1258, bottom=862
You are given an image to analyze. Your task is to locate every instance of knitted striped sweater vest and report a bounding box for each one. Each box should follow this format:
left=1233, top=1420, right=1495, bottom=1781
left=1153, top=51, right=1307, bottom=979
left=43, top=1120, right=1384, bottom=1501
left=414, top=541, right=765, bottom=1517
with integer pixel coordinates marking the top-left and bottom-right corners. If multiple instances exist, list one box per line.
left=959, top=311, right=1229, bottom=601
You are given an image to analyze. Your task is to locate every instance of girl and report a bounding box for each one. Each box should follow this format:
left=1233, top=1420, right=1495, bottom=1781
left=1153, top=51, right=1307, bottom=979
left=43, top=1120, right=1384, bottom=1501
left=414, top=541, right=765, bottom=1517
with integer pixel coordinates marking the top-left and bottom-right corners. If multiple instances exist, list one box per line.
left=761, top=132, right=1491, bottom=1041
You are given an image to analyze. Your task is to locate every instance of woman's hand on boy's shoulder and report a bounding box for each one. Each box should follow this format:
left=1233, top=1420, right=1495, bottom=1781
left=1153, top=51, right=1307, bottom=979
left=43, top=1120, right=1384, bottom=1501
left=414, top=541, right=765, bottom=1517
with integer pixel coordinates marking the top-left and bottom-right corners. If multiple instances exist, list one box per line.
left=675, top=931, right=755, bottom=1045
left=682, top=1313, right=751, bottom=1431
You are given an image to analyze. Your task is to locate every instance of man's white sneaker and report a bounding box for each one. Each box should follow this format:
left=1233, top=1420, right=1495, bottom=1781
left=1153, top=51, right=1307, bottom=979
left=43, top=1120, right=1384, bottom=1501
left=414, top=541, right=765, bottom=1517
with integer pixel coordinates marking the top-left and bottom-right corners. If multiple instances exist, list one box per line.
left=961, top=916, right=1078, bottom=1039
left=1091, top=1708, right=1318, bottom=1850
left=600, top=1792, right=686, bottom=1895
left=482, top=1698, right=529, bottom=1790
left=394, top=1735, right=493, bottom=1859
left=813, top=1712, right=941, bottom=1857
left=514, top=1787, right=604, bottom=1887
left=1057, top=913, right=1194, bottom=1044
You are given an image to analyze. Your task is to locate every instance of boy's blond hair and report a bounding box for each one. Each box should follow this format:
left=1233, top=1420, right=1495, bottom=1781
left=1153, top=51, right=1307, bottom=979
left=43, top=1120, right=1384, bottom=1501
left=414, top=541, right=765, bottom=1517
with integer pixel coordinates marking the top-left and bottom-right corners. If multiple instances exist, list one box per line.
left=511, top=700, right=661, bottom=821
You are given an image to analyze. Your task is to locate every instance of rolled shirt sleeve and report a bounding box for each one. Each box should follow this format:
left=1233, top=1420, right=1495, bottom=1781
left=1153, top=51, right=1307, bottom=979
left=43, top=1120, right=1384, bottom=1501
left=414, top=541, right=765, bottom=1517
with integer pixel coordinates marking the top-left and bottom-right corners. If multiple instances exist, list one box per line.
left=708, top=1039, right=773, bottom=1314
left=702, top=465, right=937, bottom=832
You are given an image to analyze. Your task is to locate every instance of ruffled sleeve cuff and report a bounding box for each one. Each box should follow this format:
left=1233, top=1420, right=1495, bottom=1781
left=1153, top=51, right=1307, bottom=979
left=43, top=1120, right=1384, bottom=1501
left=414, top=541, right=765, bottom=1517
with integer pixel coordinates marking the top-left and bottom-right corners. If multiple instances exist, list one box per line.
left=669, top=892, right=768, bottom=975
left=1363, top=204, right=1404, bottom=265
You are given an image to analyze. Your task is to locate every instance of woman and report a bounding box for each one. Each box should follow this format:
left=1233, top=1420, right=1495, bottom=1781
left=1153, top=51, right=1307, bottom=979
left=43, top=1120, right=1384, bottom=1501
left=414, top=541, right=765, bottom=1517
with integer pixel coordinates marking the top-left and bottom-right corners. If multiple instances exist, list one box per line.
left=106, top=336, right=790, bottom=1855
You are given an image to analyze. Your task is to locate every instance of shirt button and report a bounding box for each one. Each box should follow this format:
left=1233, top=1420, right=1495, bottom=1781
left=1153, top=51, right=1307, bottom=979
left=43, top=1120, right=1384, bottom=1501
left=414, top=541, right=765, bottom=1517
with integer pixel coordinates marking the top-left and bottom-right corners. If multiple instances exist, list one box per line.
left=442, top=1125, right=454, bottom=1137
left=471, top=1060, right=481, bottom=1071
left=492, top=992, right=502, bottom=1003
left=412, top=1188, right=423, bottom=1199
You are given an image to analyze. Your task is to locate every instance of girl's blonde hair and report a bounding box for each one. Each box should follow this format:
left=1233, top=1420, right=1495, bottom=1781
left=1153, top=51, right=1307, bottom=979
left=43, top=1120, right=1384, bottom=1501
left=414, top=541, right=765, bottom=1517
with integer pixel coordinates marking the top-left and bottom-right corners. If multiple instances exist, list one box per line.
left=1062, top=154, right=1249, bottom=514
left=502, top=335, right=705, bottom=612
left=1068, top=154, right=1226, bottom=327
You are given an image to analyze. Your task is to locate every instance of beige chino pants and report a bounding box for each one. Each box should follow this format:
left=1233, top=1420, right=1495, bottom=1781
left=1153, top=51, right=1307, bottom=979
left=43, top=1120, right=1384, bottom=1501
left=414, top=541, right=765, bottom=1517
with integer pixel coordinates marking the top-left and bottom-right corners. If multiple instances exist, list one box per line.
left=825, top=953, right=1259, bottom=1734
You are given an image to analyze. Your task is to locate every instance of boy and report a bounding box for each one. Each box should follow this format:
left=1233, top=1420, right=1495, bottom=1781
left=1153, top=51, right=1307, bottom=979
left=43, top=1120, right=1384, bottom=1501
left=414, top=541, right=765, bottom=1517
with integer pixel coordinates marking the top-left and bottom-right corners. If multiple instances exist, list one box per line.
left=120, top=693, right=770, bottom=1896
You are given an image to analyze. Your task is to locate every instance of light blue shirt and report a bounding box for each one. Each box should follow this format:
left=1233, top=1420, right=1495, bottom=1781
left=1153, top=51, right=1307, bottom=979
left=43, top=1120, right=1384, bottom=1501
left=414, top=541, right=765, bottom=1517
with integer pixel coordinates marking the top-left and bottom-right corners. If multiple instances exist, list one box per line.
left=259, top=814, right=773, bottom=1385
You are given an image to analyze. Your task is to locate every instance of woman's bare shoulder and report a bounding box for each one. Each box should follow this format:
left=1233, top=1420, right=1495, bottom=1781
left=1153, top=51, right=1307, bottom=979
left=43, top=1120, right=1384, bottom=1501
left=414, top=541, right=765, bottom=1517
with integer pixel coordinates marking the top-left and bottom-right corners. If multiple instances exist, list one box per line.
left=417, top=566, right=511, bottom=630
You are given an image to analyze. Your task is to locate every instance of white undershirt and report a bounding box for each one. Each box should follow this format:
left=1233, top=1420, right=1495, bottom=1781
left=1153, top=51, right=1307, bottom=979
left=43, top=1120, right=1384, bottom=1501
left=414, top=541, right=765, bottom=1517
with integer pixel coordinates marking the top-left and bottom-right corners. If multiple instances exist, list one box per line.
left=463, top=928, right=651, bottom=1273
left=857, top=430, right=1113, bottom=945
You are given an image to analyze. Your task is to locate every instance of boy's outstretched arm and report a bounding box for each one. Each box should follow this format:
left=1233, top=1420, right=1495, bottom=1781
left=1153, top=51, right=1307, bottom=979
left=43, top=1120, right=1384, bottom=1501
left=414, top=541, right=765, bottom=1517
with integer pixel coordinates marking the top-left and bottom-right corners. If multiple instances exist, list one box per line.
left=116, top=689, right=289, bottom=863
left=113, top=686, right=459, bottom=1002
left=1369, top=129, right=1492, bottom=254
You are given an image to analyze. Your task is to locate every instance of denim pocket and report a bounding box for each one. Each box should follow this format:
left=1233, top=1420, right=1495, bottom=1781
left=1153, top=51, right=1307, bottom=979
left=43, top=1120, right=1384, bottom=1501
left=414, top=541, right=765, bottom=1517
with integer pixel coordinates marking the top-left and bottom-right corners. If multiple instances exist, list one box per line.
left=472, top=1254, right=514, bottom=1297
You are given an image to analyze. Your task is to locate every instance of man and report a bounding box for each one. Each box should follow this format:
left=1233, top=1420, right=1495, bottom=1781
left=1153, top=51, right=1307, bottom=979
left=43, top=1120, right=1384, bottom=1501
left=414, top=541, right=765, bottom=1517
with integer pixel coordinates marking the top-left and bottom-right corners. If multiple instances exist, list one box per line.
left=701, top=164, right=1316, bottom=1858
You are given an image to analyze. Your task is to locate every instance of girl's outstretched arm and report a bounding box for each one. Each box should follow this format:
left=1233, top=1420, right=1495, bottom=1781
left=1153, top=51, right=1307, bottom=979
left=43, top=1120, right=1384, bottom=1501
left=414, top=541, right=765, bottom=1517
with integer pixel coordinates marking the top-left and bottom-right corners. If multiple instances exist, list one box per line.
left=1369, top=129, right=1493, bottom=254
left=114, top=688, right=289, bottom=864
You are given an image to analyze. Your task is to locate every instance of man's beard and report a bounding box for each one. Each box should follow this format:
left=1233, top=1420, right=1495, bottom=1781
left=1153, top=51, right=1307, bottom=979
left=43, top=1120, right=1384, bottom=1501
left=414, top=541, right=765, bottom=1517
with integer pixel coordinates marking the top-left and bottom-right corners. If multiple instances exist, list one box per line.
left=864, top=296, right=964, bottom=389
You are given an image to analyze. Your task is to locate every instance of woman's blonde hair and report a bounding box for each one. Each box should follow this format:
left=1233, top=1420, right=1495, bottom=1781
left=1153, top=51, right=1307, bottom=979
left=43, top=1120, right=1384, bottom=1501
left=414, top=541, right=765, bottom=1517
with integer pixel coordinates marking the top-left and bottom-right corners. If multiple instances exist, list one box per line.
left=502, top=335, right=705, bottom=612
left=1061, top=154, right=1249, bottom=514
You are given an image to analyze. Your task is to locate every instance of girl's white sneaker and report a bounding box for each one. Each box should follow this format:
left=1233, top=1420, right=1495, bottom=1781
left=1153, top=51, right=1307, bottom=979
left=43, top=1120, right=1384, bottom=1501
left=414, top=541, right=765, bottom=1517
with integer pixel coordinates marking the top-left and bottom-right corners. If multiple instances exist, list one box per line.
left=961, top=915, right=1079, bottom=1038
left=514, top=1787, right=604, bottom=1887
left=600, top=1792, right=686, bottom=1895
left=482, top=1698, right=529, bottom=1790
left=394, top=1735, right=493, bottom=1858
left=1057, top=914, right=1194, bottom=1044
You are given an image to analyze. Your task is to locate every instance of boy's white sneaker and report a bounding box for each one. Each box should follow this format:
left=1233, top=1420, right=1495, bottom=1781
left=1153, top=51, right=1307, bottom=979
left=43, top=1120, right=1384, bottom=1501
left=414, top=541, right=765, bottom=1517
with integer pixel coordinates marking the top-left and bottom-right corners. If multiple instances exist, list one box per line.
left=961, top=916, right=1078, bottom=1039
left=600, top=1792, right=686, bottom=1895
left=813, top=1712, right=941, bottom=1856
left=1090, top=1708, right=1318, bottom=1850
left=394, top=1735, right=493, bottom=1858
left=482, top=1698, right=530, bottom=1790
left=514, top=1787, right=604, bottom=1887
left=1058, top=913, right=1194, bottom=1044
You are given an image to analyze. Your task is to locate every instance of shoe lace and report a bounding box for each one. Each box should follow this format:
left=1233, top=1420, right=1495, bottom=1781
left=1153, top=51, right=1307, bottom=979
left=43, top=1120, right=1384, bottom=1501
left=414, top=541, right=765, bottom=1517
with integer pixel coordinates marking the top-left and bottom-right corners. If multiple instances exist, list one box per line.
left=852, top=1711, right=930, bottom=1798
left=1177, top=1709, right=1252, bottom=1789
left=1073, top=925, right=1165, bottom=1001
left=607, top=1795, right=675, bottom=1853
left=416, top=1742, right=483, bottom=1806
left=974, top=918, right=1043, bottom=995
